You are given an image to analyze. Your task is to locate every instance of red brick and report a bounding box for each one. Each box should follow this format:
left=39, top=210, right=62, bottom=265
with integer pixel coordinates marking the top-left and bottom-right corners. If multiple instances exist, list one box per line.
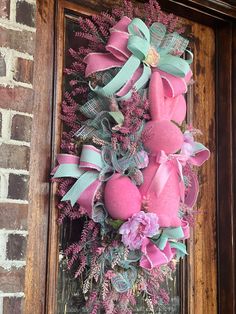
left=0, top=0, right=10, bottom=19
left=16, top=0, right=36, bottom=28
left=0, top=267, right=25, bottom=292
left=11, top=114, right=32, bottom=142
left=0, top=52, right=6, bottom=76
left=0, top=26, right=35, bottom=55
left=8, top=174, right=29, bottom=200
left=0, top=203, right=28, bottom=229
left=0, top=86, right=34, bottom=113
left=7, top=234, right=27, bottom=260
left=13, top=58, right=34, bottom=84
left=0, top=144, right=30, bottom=170
left=3, top=297, right=24, bottom=314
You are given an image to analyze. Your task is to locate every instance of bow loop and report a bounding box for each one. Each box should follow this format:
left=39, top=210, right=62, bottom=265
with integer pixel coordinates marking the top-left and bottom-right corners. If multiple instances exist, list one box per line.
left=150, top=22, right=167, bottom=48
left=157, top=225, right=185, bottom=250
left=128, top=18, right=151, bottom=41
left=52, top=145, right=105, bottom=216
left=155, top=150, right=169, bottom=164
left=127, top=35, right=150, bottom=61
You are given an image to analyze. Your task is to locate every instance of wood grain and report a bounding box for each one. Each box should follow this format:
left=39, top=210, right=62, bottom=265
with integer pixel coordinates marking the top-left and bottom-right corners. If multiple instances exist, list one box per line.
left=24, top=0, right=54, bottom=313
left=216, top=24, right=235, bottom=314
left=187, top=22, right=217, bottom=314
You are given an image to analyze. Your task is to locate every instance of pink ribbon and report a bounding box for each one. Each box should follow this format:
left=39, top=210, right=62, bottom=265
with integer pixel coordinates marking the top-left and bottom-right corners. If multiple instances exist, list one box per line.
left=148, top=150, right=188, bottom=202
left=181, top=219, right=190, bottom=239
left=51, top=154, right=80, bottom=175
left=140, top=239, right=174, bottom=270
left=181, top=131, right=210, bottom=165
left=140, top=219, right=190, bottom=270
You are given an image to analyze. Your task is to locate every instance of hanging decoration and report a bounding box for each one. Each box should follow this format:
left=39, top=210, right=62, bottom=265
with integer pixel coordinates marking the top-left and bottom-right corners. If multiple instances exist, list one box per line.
left=52, top=1, right=210, bottom=313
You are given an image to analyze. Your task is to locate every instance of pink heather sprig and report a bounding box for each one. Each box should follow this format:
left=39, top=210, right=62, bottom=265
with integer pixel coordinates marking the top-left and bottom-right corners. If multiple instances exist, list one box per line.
left=91, top=225, right=99, bottom=242
left=64, top=242, right=81, bottom=256
left=142, top=0, right=184, bottom=33
left=99, top=11, right=117, bottom=26
left=90, top=303, right=100, bottom=314
left=91, top=15, right=111, bottom=31
left=74, top=254, right=86, bottom=278
left=80, top=222, right=90, bottom=243
left=71, top=86, right=89, bottom=97
left=86, top=291, right=98, bottom=309
left=124, top=0, right=135, bottom=18
left=85, top=18, right=100, bottom=34
left=159, top=288, right=170, bottom=304
left=111, top=90, right=150, bottom=152
left=102, top=299, right=113, bottom=314
left=57, top=202, right=82, bottom=224
left=76, top=31, right=101, bottom=44
left=57, top=178, right=75, bottom=197
left=76, top=47, right=94, bottom=58
left=67, top=255, right=79, bottom=270
left=71, top=61, right=86, bottom=73
left=97, top=24, right=110, bottom=38
left=77, top=16, right=91, bottom=33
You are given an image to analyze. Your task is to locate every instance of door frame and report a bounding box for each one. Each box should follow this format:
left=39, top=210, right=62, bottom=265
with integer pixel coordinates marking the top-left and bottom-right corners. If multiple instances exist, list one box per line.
left=25, top=1, right=236, bottom=313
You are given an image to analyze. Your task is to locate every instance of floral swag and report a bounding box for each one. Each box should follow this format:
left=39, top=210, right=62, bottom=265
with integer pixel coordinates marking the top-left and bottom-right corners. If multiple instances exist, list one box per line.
left=52, top=1, right=210, bottom=313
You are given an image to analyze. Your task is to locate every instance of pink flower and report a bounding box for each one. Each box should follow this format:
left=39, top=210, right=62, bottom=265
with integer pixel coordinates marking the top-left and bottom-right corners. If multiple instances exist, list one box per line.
left=96, top=247, right=105, bottom=255
left=181, top=131, right=195, bottom=157
left=105, top=270, right=116, bottom=279
left=119, top=211, right=159, bottom=250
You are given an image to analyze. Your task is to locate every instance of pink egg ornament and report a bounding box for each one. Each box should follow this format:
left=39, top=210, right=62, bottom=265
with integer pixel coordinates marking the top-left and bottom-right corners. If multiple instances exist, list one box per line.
left=104, top=173, right=142, bottom=220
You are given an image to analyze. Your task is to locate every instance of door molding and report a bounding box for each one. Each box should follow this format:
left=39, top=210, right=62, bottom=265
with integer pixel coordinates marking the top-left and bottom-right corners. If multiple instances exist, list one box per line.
left=25, top=1, right=236, bottom=313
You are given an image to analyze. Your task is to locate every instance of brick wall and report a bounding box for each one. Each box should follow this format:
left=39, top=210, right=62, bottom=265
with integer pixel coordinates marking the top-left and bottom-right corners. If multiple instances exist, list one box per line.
left=0, top=0, right=36, bottom=313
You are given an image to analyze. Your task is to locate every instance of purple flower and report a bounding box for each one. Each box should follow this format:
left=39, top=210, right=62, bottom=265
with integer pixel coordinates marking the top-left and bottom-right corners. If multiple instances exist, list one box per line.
left=119, top=211, right=159, bottom=250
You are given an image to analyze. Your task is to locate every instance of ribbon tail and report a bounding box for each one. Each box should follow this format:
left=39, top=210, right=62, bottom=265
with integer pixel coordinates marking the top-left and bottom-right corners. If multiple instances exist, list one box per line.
left=90, top=55, right=141, bottom=98
left=53, top=164, right=84, bottom=179
left=158, top=69, right=192, bottom=97
left=176, top=159, right=185, bottom=202
left=149, top=161, right=174, bottom=198
left=158, top=234, right=168, bottom=250
left=190, top=142, right=210, bottom=166
left=140, top=240, right=171, bottom=269
left=84, top=52, right=124, bottom=77
left=158, top=54, right=190, bottom=77
left=62, top=171, right=99, bottom=207
left=158, top=226, right=185, bottom=250
left=117, top=65, right=151, bottom=100
left=80, top=145, right=103, bottom=170
left=170, top=241, right=188, bottom=259
left=78, top=178, right=102, bottom=218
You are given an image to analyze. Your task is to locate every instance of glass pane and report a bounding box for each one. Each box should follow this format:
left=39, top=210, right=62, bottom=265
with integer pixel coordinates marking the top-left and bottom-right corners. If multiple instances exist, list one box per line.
left=56, top=11, right=181, bottom=314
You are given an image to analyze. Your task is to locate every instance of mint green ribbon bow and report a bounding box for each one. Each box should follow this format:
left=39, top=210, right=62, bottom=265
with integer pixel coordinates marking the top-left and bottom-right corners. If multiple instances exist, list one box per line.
left=90, top=18, right=192, bottom=100
left=128, top=18, right=192, bottom=76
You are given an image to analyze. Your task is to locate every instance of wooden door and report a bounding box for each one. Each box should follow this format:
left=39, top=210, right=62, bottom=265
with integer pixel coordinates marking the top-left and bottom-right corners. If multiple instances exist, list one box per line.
left=25, top=1, right=236, bottom=313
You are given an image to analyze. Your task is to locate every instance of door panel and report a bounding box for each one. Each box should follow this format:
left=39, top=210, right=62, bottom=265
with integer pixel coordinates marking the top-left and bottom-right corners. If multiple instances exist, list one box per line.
left=186, top=22, right=217, bottom=314
left=48, top=1, right=217, bottom=313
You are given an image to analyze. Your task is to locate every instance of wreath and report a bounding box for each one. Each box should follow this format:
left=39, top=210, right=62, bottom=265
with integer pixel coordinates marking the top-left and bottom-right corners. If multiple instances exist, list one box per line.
left=52, top=1, right=210, bottom=313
